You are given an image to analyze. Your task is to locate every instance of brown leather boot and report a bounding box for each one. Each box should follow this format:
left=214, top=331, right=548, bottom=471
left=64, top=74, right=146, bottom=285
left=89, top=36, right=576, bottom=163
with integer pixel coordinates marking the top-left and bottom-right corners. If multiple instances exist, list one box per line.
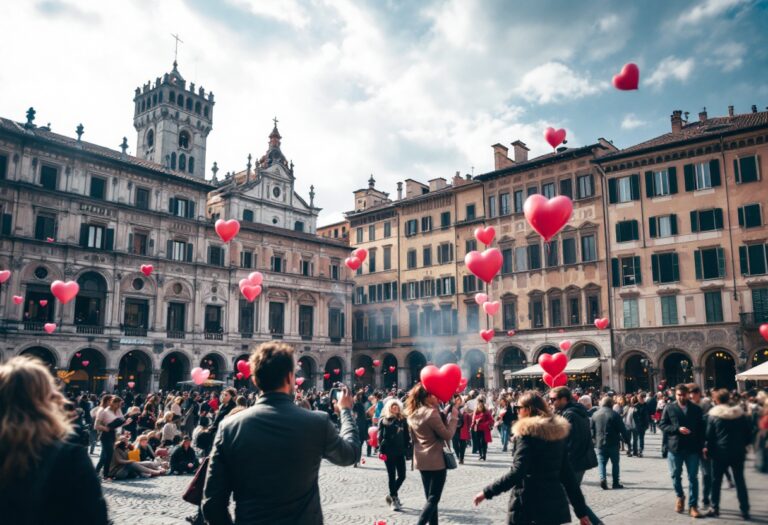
left=675, top=497, right=685, bottom=513
left=689, top=506, right=702, bottom=519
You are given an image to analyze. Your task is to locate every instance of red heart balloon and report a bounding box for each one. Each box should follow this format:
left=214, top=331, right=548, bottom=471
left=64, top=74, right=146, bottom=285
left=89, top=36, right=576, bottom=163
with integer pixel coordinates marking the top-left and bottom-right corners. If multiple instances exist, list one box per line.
left=559, top=340, right=572, bottom=352
left=43, top=323, right=57, bottom=334
left=456, top=377, right=468, bottom=393
left=480, top=329, right=495, bottom=342
left=523, top=195, right=573, bottom=241
left=214, top=219, right=240, bottom=242
left=12, top=295, right=23, bottom=305
left=539, top=352, right=568, bottom=376
left=241, top=284, right=262, bottom=302
left=352, top=248, right=368, bottom=263
left=46, top=237, right=55, bottom=243
left=140, top=264, right=153, bottom=277
left=373, top=359, right=381, bottom=367
left=51, top=280, right=80, bottom=304
left=760, top=323, right=768, bottom=342
left=474, top=226, right=495, bottom=246
left=464, top=248, right=503, bottom=284
left=39, top=300, right=48, bottom=307
left=236, top=372, right=244, bottom=380
left=236, top=360, right=250, bottom=377
left=333, top=368, right=340, bottom=375
left=544, top=127, right=566, bottom=149
left=613, top=63, right=639, bottom=91
left=388, top=366, right=396, bottom=373
left=482, top=301, right=500, bottom=316
left=345, top=257, right=361, bottom=271
left=543, top=372, right=567, bottom=388
left=296, top=377, right=305, bottom=386
left=594, top=318, right=610, bottom=330
left=0, top=270, right=11, bottom=283
left=367, top=426, right=378, bottom=447
left=507, top=330, right=516, bottom=336
left=323, top=373, right=331, bottom=380
left=420, top=364, right=462, bottom=402
left=355, top=367, right=366, bottom=377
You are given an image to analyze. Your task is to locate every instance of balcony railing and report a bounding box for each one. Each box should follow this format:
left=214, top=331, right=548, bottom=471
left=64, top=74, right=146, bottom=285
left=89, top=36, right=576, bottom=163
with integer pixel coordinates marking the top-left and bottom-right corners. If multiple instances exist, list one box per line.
left=740, top=312, right=768, bottom=330
left=167, top=330, right=186, bottom=339
left=240, top=332, right=253, bottom=339
left=76, top=325, right=104, bottom=335
left=204, top=331, right=223, bottom=340
left=123, top=327, right=148, bottom=337
left=23, top=321, right=44, bottom=332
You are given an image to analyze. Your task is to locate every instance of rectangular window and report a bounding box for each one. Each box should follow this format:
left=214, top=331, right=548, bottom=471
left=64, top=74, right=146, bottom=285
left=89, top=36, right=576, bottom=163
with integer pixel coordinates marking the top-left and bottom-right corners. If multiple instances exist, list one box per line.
left=514, top=191, right=524, bottom=213
left=440, top=212, right=451, bottom=228
left=695, top=162, right=712, bottom=190
left=204, top=305, right=222, bottom=333
left=407, top=249, right=417, bottom=269
left=608, top=174, right=639, bottom=203
left=562, top=238, right=577, bottom=265
left=752, top=288, right=768, bottom=323
left=652, top=170, right=670, bottom=196
left=34, top=214, right=56, bottom=241
left=383, top=221, right=391, bottom=238
left=171, top=240, right=187, bottom=261
left=502, top=248, right=513, bottom=274
left=620, top=256, right=642, bottom=286
left=422, top=246, right=432, bottom=266
left=694, top=247, right=726, bottom=280
left=546, top=240, right=558, bottom=267
left=243, top=209, right=254, bottom=222
left=531, top=298, right=544, bottom=328
left=615, top=220, right=639, bottom=243
left=740, top=244, right=768, bottom=276
left=421, top=216, right=432, bottom=232
left=487, top=196, right=496, bottom=218
left=465, top=204, right=476, bottom=221
left=238, top=300, right=255, bottom=335
left=356, top=228, right=363, bottom=243
left=240, top=251, right=253, bottom=269
left=409, top=309, right=418, bottom=336
left=439, top=276, right=454, bottom=295
left=268, top=302, right=285, bottom=335
left=618, top=177, right=633, bottom=202
left=515, top=247, right=528, bottom=271
left=465, top=239, right=477, bottom=254
left=329, top=308, right=343, bottom=341
left=437, top=243, right=453, bottom=264
left=623, top=298, right=639, bottom=328
left=383, top=246, right=391, bottom=270
left=527, top=186, right=537, bottom=197
left=87, top=225, right=104, bottom=249
left=542, top=182, right=555, bottom=199
left=299, top=305, right=313, bottom=339
left=331, top=263, right=340, bottom=280
left=650, top=214, right=678, bottom=238
left=355, top=287, right=364, bottom=305
left=166, top=302, right=186, bottom=332
left=131, top=232, right=148, bottom=256
left=271, top=255, right=283, bottom=272
left=568, top=297, right=580, bottom=325
left=368, top=225, right=375, bottom=241
left=467, top=304, right=479, bottom=331
left=738, top=204, right=762, bottom=228
left=503, top=302, right=516, bottom=330
left=550, top=298, right=562, bottom=326
left=559, top=178, right=573, bottom=199
left=135, top=187, right=150, bottom=210
left=208, top=245, right=224, bottom=266
left=581, top=235, right=597, bottom=262
left=734, top=155, right=760, bottom=184
left=705, top=291, right=723, bottom=323
left=661, top=296, right=678, bottom=325
left=0, top=154, right=7, bottom=179
left=90, top=177, right=106, bottom=199
left=301, top=259, right=313, bottom=276
left=405, top=219, right=418, bottom=236
left=691, top=209, right=724, bottom=232
left=40, top=165, right=58, bottom=190
left=577, top=174, right=594, bottom=199
left=463, top=274, right=479, bottom=293
left=528, top=244, right=541, bottom=270
left=651, top=252, right=680, bottom=283
left=587, top=295, right=599, bottom=323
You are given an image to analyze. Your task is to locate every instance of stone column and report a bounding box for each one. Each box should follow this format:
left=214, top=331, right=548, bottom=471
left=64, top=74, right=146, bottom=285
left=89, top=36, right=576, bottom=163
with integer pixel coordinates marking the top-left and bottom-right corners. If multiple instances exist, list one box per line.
left=693, top=366, right=704, bottom=388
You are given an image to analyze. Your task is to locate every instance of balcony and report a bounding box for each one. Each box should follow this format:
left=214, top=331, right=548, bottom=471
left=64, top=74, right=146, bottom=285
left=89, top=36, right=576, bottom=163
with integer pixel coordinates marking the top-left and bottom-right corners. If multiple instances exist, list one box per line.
left=740, top=312, right=768, bottom=330
left=204, top=331, right=224, bottom=341
left=23, top=321, right=44, bottom=332
left=123, top=327, right=147, bottom=337
left=240, top=332, right=253, bottom=339
left=167, top=330, right=186, bottom=339
left=270, top=331, right=284, bottom=340
left=76, top=325, right=104, bottom=335
left=330, top=337, right=342, bottom=344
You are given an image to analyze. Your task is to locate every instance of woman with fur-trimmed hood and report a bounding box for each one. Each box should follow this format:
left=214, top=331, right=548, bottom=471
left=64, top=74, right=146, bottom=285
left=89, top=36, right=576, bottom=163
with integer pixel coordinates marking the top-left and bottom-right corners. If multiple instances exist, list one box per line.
left=473, top=391, right=590, bottom=525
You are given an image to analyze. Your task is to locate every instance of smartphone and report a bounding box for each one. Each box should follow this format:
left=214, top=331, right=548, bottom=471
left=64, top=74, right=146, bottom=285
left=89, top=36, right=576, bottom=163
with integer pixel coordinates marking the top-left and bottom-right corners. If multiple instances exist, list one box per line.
left=329, top=388, right=342, bottom=403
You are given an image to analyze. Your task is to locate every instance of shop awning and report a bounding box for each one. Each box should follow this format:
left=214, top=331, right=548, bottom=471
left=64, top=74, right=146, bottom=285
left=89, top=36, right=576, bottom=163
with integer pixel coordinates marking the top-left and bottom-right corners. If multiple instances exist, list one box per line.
left=510, top=358, right=601, bottom=377
left=736, top=361, right=768, bottom=380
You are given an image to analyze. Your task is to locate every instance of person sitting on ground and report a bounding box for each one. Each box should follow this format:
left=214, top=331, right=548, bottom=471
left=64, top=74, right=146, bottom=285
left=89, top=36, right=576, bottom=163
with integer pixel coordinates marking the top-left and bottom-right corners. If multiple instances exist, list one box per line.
left=161, top=411, right=180, bottom=447
left=170, top=436, right=200, bottom=475
left=109, top=436, right=165, bottom=479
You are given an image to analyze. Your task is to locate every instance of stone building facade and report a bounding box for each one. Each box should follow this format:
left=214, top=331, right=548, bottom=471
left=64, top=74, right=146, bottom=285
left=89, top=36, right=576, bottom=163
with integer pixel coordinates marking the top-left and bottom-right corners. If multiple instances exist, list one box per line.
left=0, top=63, right=353, bottom=393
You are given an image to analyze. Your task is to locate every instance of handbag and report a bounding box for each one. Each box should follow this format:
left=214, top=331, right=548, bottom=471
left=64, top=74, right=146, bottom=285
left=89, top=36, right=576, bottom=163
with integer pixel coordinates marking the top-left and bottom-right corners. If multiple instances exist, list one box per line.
left=443, top=440, right=458, bottom=470
left=182, top=456, right=210, bottom=506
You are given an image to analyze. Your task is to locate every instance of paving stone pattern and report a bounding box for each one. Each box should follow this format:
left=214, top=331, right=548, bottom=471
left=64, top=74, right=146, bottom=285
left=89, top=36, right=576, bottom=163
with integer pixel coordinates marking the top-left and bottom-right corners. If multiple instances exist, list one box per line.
left=100, top=432, right=767, bottom=524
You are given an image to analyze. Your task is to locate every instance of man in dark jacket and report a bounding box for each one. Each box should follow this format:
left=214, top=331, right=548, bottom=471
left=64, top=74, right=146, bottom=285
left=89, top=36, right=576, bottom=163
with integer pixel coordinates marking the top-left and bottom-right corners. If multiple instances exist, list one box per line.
left=659, top=383, right=705, bottom=518
left=632, top=393, right=650, bottom=457
left=202, top=342, right=360, bottom=525
left=590, top=395, right=629, bottom=490
left=646, top=392, right=658, bottom=433
left=170, top=436, right=199, bottom=474
left=550, top=387, right=602, bottom=525
left=703, top=389, right=752, bottom=520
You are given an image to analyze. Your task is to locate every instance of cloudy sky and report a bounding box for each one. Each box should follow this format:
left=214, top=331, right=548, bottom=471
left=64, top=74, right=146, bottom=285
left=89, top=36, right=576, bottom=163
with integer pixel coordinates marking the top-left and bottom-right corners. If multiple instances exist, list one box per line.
left=1, top=0, right=766, bottom=225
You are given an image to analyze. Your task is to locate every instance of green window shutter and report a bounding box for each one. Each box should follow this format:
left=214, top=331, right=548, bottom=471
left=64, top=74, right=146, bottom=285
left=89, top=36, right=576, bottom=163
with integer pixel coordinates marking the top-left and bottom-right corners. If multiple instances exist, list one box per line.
left=717, top=247, right=726, bottom=278
left=631, top=220, right=639, bottom=240
left=105, top=229, right=114, bottom=251
left=2, top=214, right=12, bottom=236
left=127, top=233, right=133, bottom=253
left=634, top=256, right=642, bottom=284
left=608, top=178, right=618, bottom=204
left=709, top=159, right=721, bottom=187
left=186, top=243, right=193, bottom=262
left=630, top=174, right=640, bottom=200
left=668, top=167, right=678, bottom=194
left=672, top=253, right=680, bottom=281
left=684, top=164, right=695, bottom=191
left=714, top=208, right=724, bottom=229
left=694, top=250, right=702, bottom=280
left=738, top=206, right=744, bottom=227
left=733, top=158, right=741, bottom=183
left=79, top=223, right=89, bottom=247
left=649, top=217, right=657, bottom=238
left=187, top=201, right=195, bottom=219
left=167, top=240, right=173, bottom=259
left=690, top=210, right=699, bottom=232
left=401, top=283, right=407, bottom=298
left=611, top=258, right=620, bottom=287
left=670, top=214, right=678, bottom=235
left=645, top=171, right=654, bottom=198
left=738, top=246, right=748, bottom=275
left=651, top=254, right=659, bottom=283
left=615, top=223, right=622, bottom=242
left=168, top=198, right=175, bottom=213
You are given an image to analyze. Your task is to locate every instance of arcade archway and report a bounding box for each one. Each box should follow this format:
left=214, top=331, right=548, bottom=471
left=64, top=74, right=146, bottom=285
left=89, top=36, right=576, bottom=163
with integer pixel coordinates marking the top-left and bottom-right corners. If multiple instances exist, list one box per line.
left=353, top=355, right=374, bottom=387
left=297, top=356, right=316, bottom=391
left=20, top=346, right=57, bottom=370
left=324, top=356, right=344, bottom=389
left=464, top=349, right=486, bottom=389
left=117, top=350, right=152, bottom=393
left=407, top=351, right=427, bottom=386
left=662, top=351, right=694, bottom=386
left=201, top=353, right=226, bottom=380
left=160, top=352, right=190, bottom=390
left=496, top=346, right=526, bottom=388
left=703, top=349, right=736, bottom=390
left=382, top=354, right=398, bottom=389
left=67, top=348, right=107, bottom=393
left=623, top=354, right=651, bottom=393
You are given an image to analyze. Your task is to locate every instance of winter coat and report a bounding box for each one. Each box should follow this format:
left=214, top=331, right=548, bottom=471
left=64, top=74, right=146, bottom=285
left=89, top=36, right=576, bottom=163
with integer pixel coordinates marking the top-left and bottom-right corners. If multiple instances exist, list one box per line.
left=482, top=415, right=588, bottom=525
left=170, top=444, right=199, bottom=473
left=659, top=401, right=705, bottom=455
left=558, top=401, right=598, bottom=472
left=705, top=404, right=753, bottom=463
left=407, top=406, right=457, bottom=471
left=472, top=410, right=494, bottom=443
left=459, top=411, right=473, bottom=441
left=633, top=402, right=650, bottom=431
left=591, top=406, right=629, bottom=449
left=378, top=416, right=410, bottom=457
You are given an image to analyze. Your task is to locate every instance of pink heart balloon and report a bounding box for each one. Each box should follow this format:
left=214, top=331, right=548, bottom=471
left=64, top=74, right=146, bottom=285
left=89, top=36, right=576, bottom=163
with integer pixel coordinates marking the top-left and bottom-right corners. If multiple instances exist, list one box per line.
left=760, top=323, right=768, bottom=342
left=75, top=352, right=81, bottom=358
left=480, top=329, right=495, bottom=343
left=247, top=272, right=263, bottom=286
left=191, top=367, right=210, bottom=385
left=12, top=295, right=23, bottom=304
left=127, top=381, right=136, bottom=389
left=46, top=237, right=55, bottom=243
left=464, top=248, right=503, bottom=284
left=373, top=359, right=381, bottom=367
left=482, top=301, right=500, bottom=316
left=474, top=293, right=488, bottom=306
left=539, top=352, right=568, bottom=376
left=367, top=426, right=379, bottom=447
left=474, top=226, right=495, bottom=246
left=352, top=248, right=368, bottom=263
left=594, top=318, right=610, bottom=330
left=333, top=368, right=340, bottom=375
left=51, top=280, right=80, bottom=304
left=344, top=257, right=361, bottom=271
left=0, top=270, right=11, bottom=284
left=236, top=359, right=250, bottom=377
left=43, top=323, right=57, bottom=334
left=39, top=300, right=48, bottom=307
left=523, top=195, right=573, bottom=241
left=388, top=366, right=396, bottom=373
left=507, top=330, right=516, bottom=336
left=140, top=264, right=153, bottom=277
left=241, top=284, right=262, bottom=302
left=296, top=377, right=305, bottom=386
left=544, top=127, right=566, bottom=149
left=354, top=367, right=366, bottom=377
left=543, top=372, right=567, bottom=388
left=559, top=340, right=572, bottom=352
left=236, top=372, right=245, bottom=380
left=420, top=364, right=462, bottom=402
left=81, top=360, right=90, bottom=367
left=214, top=219, right=241, bottom=242
left=613, top=63, right=639, bottom=91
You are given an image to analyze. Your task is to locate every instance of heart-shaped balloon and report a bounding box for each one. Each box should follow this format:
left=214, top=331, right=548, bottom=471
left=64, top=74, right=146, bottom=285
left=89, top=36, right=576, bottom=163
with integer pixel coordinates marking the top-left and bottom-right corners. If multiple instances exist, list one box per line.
left=344, top=257, right=361, bottom=271
left=507, top=330, right=516, bottom=336
left=236, top=359, right=250, bottom=377
left=474, top=293, right=488, bottom=306
left=43, top=323, right=57, bottom=334
left=51, top=280, right=80, bottom=304
left=333, top=368, right=340, bottom=375
left=539, top=352, right=568, bottom=376
left=354, top=367, right=366, bottom=377
left=367, top=426, right=378, bottom=447
left=523, top=195, right=573, bottom=241
left=373, top=359, right=381, bottom=367
left=236, top=372, right=244, bottom=380
left=760, top=323, right=768, bottom=342
left=127, top=381, right=136, bottom=389
left=81, top=360, right=90, bottom=367
left=559, top=340, right=572, bottom=352
left=456, top=377, right=468, bottom=393
left=75, top=352, right=81, bottom=358
left=543, top=372, right=567, bottom=388
left=480, top=329, right=495, bottom=342
left=388, top=366, right=396, bottom=373
left=140, top=264, right=153, bottom=277
left=420, top=364, right=462, bottom=402
left=39, top=300, right=48, bottom=307
left=296, top=377, right=305, bottom=386
left=594, top=318, right=610, bottom=330
left=612, top=63, right=639, bottom=91
left=46, top=237, right=55, bottom=243
left=378, top=453, right=387, bottom=461
left=323, top=372, right=331, bottom=380
left=544, top=127, right=566, bottom=149
left=474, top=226, right=496, bottom=246
left=191, top=367, right=210, bottom=385
left=241, top=284, right=262, bottom=302
left=465, top=248, right=503, bottom=284
left=482, top=301, right=500, bottom=316
left=12, top=295, right=23, bottom=305
left=0, top=270, right=11, bottom=284
left=247, top=272, right=263, bottom=286
left=214, top=219, right=240, bottom=242
left=352, top=248, right=368, bottom=263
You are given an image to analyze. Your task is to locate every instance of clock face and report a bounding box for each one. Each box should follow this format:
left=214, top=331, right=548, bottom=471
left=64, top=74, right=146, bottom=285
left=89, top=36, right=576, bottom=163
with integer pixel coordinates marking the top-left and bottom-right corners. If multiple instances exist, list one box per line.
left=273, top=186, right=281, bottom=198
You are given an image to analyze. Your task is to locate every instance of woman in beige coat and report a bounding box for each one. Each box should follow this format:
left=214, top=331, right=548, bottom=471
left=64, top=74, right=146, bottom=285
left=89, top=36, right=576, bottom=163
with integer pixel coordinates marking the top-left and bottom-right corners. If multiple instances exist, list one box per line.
left=405, top=383, right=458, bottom=525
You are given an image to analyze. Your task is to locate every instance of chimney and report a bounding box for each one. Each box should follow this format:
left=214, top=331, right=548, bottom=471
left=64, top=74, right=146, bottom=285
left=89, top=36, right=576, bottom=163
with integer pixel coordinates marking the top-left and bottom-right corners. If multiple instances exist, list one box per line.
left=671, top=110, right=683, bottom=135
left=492, top=143, right=513, bottom=170
left=728, top=105, right=734, bottom=117
left=452, top=171, right=464, bottom=186
left=428, top=177, right=448, bottom=192
left=396, top=181, right=403, bottom=200
left=511, top=140, right=530, bottom=163
left=752, top=105, right=757, bottom=113
left=698, top=107, right=707, bottom=122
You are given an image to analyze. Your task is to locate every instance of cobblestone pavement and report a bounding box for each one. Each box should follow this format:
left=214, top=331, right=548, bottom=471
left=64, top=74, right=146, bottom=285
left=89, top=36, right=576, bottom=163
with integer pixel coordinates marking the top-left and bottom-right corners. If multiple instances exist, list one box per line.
left=100, top=432, right=767, bottom=524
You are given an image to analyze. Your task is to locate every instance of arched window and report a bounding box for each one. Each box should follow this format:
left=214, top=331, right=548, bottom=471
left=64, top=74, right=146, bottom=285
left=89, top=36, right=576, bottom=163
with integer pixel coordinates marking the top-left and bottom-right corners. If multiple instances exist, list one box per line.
left=204, top=106, right=209, bottom=118
left=177, top=95, right=184, bottom=108
left=169, top=91, right=176, bottom=103
left=170, top=152, right=176, bottom=170
left=178, top=131, right=190, bottom=149
left=194, top=101, right=201, bottom=114
left=141, top=100, right=146, bottom=112
left=146, top=129, right=154, bottom=148
left=188, top=157, right=195, bottom=174
left=186, top=98, right=192, bottom=111
left=179, top=153, right=187, bottom=171
left=152, top=93, right=158, bottom=105
left=158, top=91, right=163, bottom=103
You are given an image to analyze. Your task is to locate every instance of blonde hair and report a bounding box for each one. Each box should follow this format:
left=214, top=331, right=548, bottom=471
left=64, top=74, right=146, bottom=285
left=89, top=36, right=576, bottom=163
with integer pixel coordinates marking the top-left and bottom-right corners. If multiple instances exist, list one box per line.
left=0, top=356, right=72, bottom=487
left=381, top=399, right=403, bottom=420
left=404, top=383, right=430, bottom=417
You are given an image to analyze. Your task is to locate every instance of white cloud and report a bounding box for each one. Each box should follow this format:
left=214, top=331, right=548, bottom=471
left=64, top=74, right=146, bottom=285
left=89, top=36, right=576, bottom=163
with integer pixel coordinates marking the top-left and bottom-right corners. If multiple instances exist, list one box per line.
left=677, top=0, right=748, bottom=26
left=621, top=113, right=647, bottom=130
left=226, top=0, right=310, bottom=29
left=709, top=41, right=746, bottom=72
left=645, top=56, right=695, bottom=88
left=515, top=62, right=607, bottom=104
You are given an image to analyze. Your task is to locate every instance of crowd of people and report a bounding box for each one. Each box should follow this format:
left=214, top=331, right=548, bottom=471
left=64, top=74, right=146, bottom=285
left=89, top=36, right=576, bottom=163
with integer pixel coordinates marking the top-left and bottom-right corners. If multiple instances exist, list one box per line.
left=0, top=346, right=767, bottom=524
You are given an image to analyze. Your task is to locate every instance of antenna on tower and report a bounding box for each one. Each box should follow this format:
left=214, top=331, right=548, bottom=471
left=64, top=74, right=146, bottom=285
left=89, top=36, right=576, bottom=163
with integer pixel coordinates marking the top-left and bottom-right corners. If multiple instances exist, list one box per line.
left=171, top=33, right=184, bottom=65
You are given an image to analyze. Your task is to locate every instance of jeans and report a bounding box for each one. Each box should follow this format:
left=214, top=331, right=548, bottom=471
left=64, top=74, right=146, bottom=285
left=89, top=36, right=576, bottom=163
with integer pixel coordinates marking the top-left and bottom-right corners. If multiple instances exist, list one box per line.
left=699, top=456, right=713, bottom=505
left=96, top=433, right=115, bottom=478
left=667, top=451, right=699, bottom=508
left=455, top=439, right=467, bottom=462
left=477, top=438, right=488, bottom=460
left=499, top=424, right=510, bottom=451
left=711, top=459, right=749, bottom=513
left=418, top=469, right=447, bottom=525
left=574, top=469, right=602, bottom=525
left=385, top=455, right=406, bottom=498
left=471, top=430, right=480, bottom=454
left=630, top=430, right=645, bottom=455
left=597, top=445, right=620, bottom=484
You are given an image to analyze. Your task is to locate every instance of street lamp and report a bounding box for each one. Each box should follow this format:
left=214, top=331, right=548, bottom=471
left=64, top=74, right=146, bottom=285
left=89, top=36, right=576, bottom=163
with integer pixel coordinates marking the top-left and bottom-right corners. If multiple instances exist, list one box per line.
left=640, top=358, right=654, bottom=391
left=680, top=359, right=691, bottom=382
